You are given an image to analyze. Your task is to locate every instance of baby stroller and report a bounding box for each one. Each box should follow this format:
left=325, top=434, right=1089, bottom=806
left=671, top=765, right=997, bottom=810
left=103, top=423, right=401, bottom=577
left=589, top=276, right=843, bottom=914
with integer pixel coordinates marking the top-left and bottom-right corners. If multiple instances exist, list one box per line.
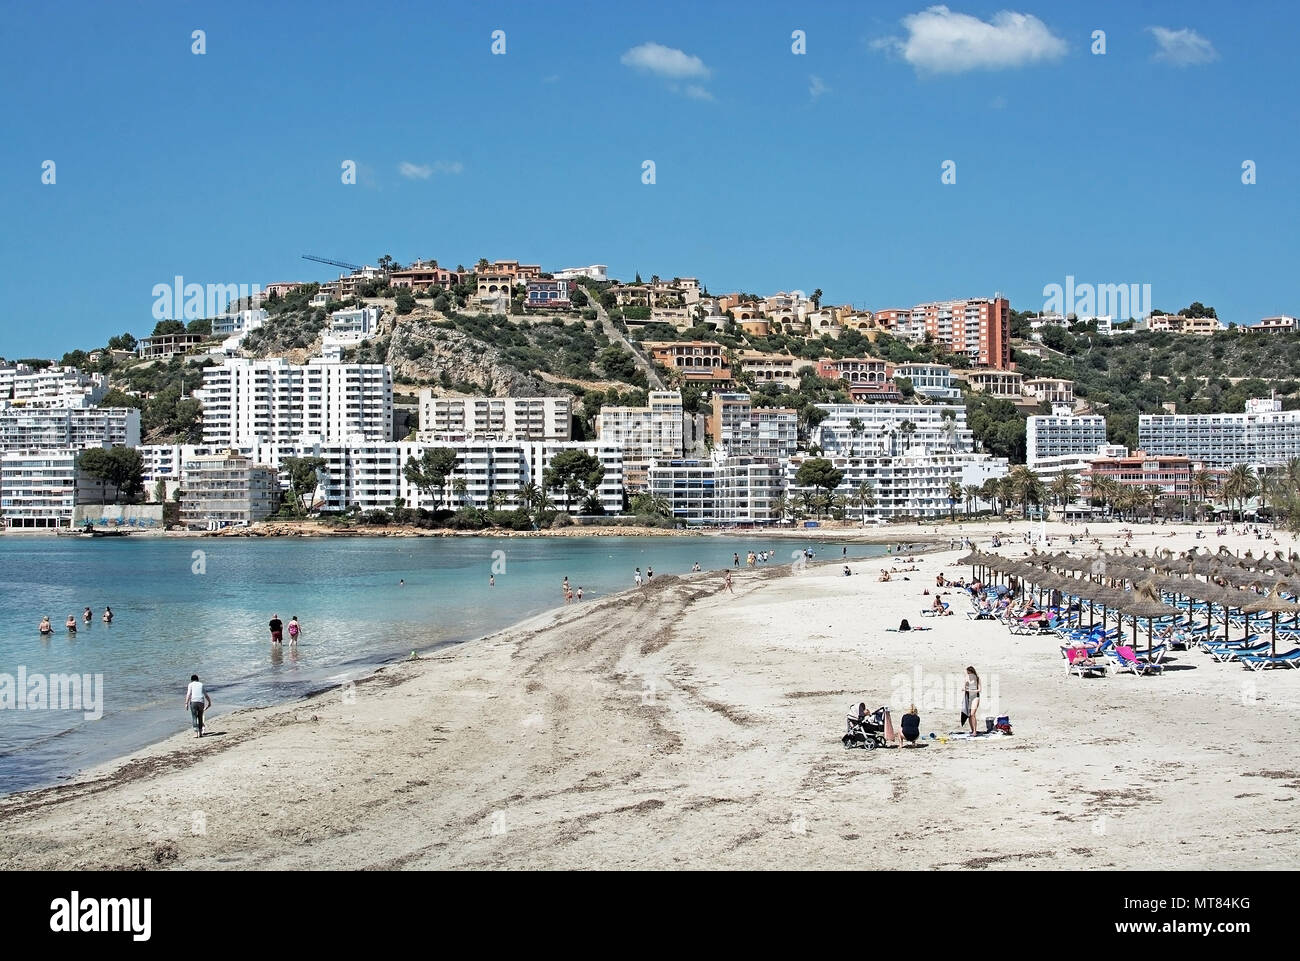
left=842, top=705, right=888, bottom=750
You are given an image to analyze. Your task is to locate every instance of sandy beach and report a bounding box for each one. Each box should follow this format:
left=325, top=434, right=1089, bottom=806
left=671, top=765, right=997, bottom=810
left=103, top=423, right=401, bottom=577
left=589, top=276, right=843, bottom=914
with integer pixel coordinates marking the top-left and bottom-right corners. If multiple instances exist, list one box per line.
left=3, top=519, right=1298, bottom=870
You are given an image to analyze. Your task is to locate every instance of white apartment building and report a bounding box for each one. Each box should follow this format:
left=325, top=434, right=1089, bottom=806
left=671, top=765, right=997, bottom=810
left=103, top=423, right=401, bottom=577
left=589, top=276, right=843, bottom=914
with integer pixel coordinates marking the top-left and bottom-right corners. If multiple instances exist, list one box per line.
left=1026, top=410, right=1108, bottom=469
left=813, top=403, right=973, bottom=457
left=892, top=363, right=960, bottom=401
left=196, top=356, right=394, bottom=446
left=708, top=393, right=798, bottom=459
left=785, top=452, right=1009, bottom=522
left=180, top=452, right=281, bottom=530
left=1139, top=398, right=1300, bottom=468
left=0, top=406, right=141, bottom=451
left=2, top=365, right=107, bottom=408
left=211, top=308, right=268, bottom=337
left=594, top=391, right=684, bottom=489
left=1, top=450, right=77, bottom=527
left=647, top=454, right=784, bottom=526
left=325, top=305, right=383, bottom=344
left=553, top=265, right=608, bottom=282
left=1030, top=445, right=1129, bottom=485
left=417, top=393, right=572, bottom=442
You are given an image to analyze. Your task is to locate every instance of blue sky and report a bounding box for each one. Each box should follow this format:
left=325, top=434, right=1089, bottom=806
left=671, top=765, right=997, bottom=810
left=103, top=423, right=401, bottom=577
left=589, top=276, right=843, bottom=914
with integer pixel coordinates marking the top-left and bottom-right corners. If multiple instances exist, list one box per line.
left=2, top=0, right=1296, bottom=357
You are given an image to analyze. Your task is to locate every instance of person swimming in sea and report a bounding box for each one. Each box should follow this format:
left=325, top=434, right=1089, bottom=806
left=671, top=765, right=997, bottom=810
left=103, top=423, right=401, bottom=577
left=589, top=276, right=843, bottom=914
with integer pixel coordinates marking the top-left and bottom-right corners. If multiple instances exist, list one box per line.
left=102, top=607, right=113, bottom=623
left=65, top=614, right=77, bottom=633
left=82, top=607, right=93, bottom=622
left=39, top=615, right=52, bottom=635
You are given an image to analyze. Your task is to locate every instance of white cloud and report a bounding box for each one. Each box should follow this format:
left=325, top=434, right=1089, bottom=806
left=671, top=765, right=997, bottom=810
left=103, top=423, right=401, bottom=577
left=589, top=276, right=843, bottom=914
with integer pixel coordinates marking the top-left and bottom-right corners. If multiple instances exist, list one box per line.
left=398, top=161, right=463, bottom=180
left=621, top=42, right=710, bottom=79
left=683, top=84, right=715, bottom=101
left=809, top=75, right=830, bottom=100
left=878, top=5, right=1067, bottom=74
left=1149, top=26, right=1218, bottom=66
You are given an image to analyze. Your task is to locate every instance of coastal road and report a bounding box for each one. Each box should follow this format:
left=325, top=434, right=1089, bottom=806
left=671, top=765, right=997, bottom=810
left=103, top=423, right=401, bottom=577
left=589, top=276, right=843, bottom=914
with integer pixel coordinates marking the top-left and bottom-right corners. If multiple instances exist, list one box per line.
left=588, top=291, right=666, bottom=391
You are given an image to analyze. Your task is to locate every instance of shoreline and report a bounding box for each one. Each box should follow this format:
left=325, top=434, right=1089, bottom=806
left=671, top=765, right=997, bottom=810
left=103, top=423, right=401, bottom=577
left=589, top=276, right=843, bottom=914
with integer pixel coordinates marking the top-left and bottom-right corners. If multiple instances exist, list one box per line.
left=3, top=522, right=1296, bottom=869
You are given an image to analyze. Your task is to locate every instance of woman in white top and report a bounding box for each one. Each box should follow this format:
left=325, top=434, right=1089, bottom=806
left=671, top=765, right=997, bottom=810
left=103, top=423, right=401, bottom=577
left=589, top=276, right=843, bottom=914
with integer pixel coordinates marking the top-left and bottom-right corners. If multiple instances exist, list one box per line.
left=185, top=674, right=212, bottom=738
left=963, top=666, right=981, bottom=735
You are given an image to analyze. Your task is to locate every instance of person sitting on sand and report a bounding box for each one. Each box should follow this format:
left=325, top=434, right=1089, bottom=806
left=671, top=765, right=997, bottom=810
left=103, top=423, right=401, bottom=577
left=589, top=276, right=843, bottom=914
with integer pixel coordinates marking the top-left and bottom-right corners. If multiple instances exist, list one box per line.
left=878, top=569, right=892, bottom=582
left=898, top=618, right=912, bottom=632
left=899, top=705, right=921, bottom=747
left=843, top=565, right=852, bottom=576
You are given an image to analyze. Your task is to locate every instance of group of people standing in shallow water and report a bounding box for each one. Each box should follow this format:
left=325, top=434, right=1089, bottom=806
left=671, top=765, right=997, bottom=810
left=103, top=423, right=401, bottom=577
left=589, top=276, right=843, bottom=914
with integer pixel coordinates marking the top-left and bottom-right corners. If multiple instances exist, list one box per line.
left=39, top=607, right=112, bottom=635
left=267, top=613, right=301, bottom=645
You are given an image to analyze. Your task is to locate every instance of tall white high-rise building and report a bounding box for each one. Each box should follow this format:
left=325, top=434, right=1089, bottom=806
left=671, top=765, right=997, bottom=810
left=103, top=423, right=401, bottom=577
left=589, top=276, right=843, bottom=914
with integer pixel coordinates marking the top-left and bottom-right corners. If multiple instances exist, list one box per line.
left=196, top=357, right=393, bottom=446
left=594, top=390, right=684, bottom=489
left=1, top=364, right=107, bottom=408
left=1026, top=410, right=1109, bottom=469
left=0, top=406, right=141, bottom=451
left=1139, top=398, right=1300, bottom=468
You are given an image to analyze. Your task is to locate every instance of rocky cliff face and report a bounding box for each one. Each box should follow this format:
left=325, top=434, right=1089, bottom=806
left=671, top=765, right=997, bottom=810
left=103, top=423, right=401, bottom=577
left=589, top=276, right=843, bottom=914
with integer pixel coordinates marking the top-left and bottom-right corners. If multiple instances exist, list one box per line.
left=243, top=303, right=546, bottom=396
left=384, top=315, right=545, bottom=396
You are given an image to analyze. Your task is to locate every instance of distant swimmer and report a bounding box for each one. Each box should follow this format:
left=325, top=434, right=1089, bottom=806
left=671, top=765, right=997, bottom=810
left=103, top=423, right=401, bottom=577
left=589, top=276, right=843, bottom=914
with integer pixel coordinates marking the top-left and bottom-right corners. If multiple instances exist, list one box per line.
left=489, top=574, right=495, bottom=587
left=82, top=607, right=93, bottom=622
left=102, top=607, right=113, bottom=623
left=65, top=614, right=77, bottom=633
left=39, top=615, right=52, bottom=635
left=692, top=561, right=700, bottom=572
left=399, top=579, right=405, bottom=587
left=576, top=586, right=583, bottom=601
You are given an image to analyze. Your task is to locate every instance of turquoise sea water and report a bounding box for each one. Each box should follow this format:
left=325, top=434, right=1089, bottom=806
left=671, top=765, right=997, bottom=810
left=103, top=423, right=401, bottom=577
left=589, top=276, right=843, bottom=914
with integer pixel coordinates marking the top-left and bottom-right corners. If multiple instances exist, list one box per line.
left=0, top=535, right=886, bottom=794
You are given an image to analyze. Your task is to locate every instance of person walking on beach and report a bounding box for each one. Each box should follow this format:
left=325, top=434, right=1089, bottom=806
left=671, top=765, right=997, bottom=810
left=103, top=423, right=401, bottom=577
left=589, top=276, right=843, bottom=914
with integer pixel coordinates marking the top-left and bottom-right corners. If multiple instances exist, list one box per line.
left=186, top=674, right=212, bottom=738
left=562, top=576, right=570, bottom=600
left=646, top=567, right=653, bottom=582
left=843, top=545, right=848, bottom=558
left=287, top=616, right=301, bottom=645
left=722, top=569, right=734, bottom=594
left=963, top=666, right=981, bottom=735
left=635, top=567, right=643, bottom=587
left=268, top=613, right=283, bottom=644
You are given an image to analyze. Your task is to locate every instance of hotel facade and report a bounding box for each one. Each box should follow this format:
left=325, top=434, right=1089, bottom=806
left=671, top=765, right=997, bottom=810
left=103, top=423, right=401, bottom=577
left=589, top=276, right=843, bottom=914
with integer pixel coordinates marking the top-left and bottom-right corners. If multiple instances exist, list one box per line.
left=1138, top=398, right=1300, bottom=468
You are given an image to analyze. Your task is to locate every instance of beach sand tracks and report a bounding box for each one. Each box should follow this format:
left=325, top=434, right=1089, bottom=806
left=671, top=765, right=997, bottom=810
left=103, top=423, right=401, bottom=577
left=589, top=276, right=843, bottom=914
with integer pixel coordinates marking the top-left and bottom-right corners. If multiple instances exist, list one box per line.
left=671, top=677, right=760, bottom=728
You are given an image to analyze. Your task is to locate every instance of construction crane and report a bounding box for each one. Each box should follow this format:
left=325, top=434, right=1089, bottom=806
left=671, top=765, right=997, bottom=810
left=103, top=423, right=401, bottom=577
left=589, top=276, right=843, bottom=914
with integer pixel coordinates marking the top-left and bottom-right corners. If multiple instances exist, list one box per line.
left=302, top=254, right=363, bottom=272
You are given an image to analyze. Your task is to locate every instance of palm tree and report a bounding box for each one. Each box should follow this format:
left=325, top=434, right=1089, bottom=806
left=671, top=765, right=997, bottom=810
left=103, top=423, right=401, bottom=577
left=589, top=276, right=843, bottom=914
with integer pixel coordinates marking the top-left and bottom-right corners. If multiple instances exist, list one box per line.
left=1222, top=464, right=1259, bottom=521
left=811, top=288, right=823, bottom=310
left=900, top=419, right=917, bottom=453
left=828, top=493, right=847, bottom=519
left=1008, top=465, right=1042, bottom=518
left=851, top=480, right=876, bottom=526
left=1190, top=468, right=1217, bottom=521
left=1144, top=484, right=1165, bottom=523
left=1088, top=475, right=1119, bottom=517
left=963, top=484, right=982, bottom=517
left=979, top=478, right=1000, bottom=514
left=798, top=490, right=817, bottom=518
left=1049, top=471, right=1080, bottom=512
left=847, top=417, right=864, bottom=457
left=452, top=477, right=469, bottom=509
left=771, top=491, right=790, bottom=525
left=946, top=479, right=963, bottom=521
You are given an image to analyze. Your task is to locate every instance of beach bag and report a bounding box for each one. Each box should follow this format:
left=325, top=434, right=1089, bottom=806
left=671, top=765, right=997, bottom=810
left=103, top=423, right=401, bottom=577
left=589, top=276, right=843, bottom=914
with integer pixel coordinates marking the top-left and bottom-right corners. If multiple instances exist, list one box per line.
left=994, top=715, right=1012, bottom=735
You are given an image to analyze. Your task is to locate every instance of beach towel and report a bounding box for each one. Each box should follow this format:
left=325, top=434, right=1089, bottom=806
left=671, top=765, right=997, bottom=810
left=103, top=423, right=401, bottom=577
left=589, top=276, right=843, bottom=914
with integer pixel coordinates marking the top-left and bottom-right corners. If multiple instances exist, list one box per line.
left=883, top=709, right=896, bottom=744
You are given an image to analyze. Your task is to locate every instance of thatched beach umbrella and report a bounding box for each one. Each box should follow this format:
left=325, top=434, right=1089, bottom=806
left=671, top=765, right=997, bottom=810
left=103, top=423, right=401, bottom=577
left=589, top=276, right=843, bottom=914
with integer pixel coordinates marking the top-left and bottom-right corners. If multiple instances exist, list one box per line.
left=1241, top=580, right=1300, bottom=656
left=1120, top=581, right=1180, bottom=654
